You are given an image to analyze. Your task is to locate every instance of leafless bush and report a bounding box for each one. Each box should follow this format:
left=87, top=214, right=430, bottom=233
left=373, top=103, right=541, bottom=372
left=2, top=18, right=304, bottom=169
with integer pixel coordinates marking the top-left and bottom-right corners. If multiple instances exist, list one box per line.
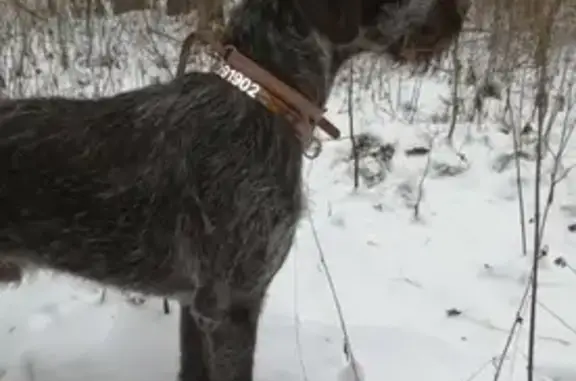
left=0, top=0, right=230, bottom=98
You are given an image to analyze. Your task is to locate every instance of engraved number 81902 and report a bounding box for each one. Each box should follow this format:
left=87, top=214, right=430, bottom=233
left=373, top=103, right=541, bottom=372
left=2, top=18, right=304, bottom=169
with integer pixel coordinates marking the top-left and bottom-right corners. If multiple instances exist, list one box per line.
left=215, top=63, right=261, bottom=98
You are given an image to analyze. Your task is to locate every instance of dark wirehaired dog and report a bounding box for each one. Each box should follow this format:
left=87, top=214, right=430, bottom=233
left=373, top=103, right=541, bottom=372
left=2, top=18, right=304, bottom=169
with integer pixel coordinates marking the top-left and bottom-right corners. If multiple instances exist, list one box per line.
left=0, top=0, right=467, bottom=379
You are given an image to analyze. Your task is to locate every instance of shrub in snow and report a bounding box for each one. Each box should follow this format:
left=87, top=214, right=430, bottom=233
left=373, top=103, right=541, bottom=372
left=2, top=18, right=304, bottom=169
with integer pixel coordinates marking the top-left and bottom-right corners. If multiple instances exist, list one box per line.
left=460, top=69, right=504, bottom=122
left=430, top=159, right=467, bottom=177
left=347, top=133, right=396, bottom=188
left=428, top=146, right=469, bottom=178
left=397, top=178, right=420, bottom=208
left=491, top=151, right=533, bottom=173
left=125, top=293, right=147, bottom=306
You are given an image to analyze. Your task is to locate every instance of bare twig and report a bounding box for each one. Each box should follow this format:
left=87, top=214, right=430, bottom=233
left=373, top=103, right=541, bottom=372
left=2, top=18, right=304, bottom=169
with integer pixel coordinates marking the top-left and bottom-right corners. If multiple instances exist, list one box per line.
left=413, top=132, right=437, bottom=221
left=447, top=37, right=461, bottom=143
left=527, top=2, right=561, bottom=377
left=504, top=86, right=528, bottom=256
left=347, top=62, right=360, bottom=190
left=493, top=279, right=531, bottom=381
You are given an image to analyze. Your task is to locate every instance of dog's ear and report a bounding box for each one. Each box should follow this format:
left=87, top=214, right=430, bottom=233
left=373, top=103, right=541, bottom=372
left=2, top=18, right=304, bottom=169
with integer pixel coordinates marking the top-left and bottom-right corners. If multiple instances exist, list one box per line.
left=294, top=0, right=362, bottom=44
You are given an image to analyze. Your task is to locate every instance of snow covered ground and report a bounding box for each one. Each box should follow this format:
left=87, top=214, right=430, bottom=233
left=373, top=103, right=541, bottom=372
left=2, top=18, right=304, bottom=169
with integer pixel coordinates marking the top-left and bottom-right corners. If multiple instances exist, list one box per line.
left=1, top=13, right=576, bottom=381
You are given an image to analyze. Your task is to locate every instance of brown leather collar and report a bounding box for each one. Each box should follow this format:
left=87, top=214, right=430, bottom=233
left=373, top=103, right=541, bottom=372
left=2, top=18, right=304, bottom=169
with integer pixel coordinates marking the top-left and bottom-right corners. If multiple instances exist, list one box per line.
left=186, top=31, right=340, bottom=148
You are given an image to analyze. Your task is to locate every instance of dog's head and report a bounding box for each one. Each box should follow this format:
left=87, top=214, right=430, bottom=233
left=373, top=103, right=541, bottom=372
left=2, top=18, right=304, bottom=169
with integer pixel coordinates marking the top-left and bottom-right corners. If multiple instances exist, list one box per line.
left=295, top=0, right=469, bottom=64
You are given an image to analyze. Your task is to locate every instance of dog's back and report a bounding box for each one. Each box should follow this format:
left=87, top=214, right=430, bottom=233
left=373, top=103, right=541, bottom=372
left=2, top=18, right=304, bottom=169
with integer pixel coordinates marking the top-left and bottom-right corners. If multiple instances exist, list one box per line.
left=0, top=71, right=303, bottom=294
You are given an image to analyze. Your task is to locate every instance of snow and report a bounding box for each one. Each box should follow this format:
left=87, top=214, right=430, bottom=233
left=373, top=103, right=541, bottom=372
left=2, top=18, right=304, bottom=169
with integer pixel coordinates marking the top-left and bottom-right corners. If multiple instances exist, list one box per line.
left=2, top=13, right=576, bottom=381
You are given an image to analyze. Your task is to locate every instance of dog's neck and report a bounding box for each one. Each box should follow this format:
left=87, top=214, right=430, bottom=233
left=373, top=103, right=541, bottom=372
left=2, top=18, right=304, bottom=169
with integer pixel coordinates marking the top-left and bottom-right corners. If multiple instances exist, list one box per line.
left=221, top=0, right=340, bottom=107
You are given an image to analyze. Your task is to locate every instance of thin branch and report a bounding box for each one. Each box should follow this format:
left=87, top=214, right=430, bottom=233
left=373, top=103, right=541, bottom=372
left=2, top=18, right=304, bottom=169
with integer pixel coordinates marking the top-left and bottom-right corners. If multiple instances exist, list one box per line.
left=348, top=62, right=360, bottom=190
left=505, top=85, right=528, bottom=256
left=447, top=37, right=461, bottom=143
left=493, top=279, right=531, bottom=381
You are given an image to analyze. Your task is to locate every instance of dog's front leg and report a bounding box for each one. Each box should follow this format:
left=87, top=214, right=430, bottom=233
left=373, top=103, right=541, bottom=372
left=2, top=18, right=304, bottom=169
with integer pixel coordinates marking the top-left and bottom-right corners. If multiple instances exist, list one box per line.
left=0, top=261, right=22, bottom=283
left=201, top=296, right=263, bottom=381
left=179, top=304, right=211, bottom=381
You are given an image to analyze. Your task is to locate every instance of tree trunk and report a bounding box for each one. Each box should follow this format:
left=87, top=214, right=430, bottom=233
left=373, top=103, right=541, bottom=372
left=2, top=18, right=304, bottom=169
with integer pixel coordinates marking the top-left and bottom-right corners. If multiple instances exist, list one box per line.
left=166, top=0, right=224, bottom=21
left=166, top=0, right=192, bottom=15
left=94, top=0, right=106, bottom=15
left=195, top=0, right=224, bottom=29
left=112, top=0, right=149, bottom=14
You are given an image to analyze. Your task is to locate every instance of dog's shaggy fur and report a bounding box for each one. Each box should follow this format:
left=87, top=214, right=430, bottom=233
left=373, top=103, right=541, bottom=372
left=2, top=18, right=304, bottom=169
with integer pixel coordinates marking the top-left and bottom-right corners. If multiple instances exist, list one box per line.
left=0, top=0, right=467, bottom=379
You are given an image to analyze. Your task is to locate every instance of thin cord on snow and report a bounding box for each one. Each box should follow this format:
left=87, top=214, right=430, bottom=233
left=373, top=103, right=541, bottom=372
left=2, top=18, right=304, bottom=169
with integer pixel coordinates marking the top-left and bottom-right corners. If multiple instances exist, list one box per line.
left=537, top=300, right=576, bottom=337
left=307, top=211, right=362, bottom=381
left=293, top=254, right=310, bottom=381
left=462, top=356, right=497, bottom=381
